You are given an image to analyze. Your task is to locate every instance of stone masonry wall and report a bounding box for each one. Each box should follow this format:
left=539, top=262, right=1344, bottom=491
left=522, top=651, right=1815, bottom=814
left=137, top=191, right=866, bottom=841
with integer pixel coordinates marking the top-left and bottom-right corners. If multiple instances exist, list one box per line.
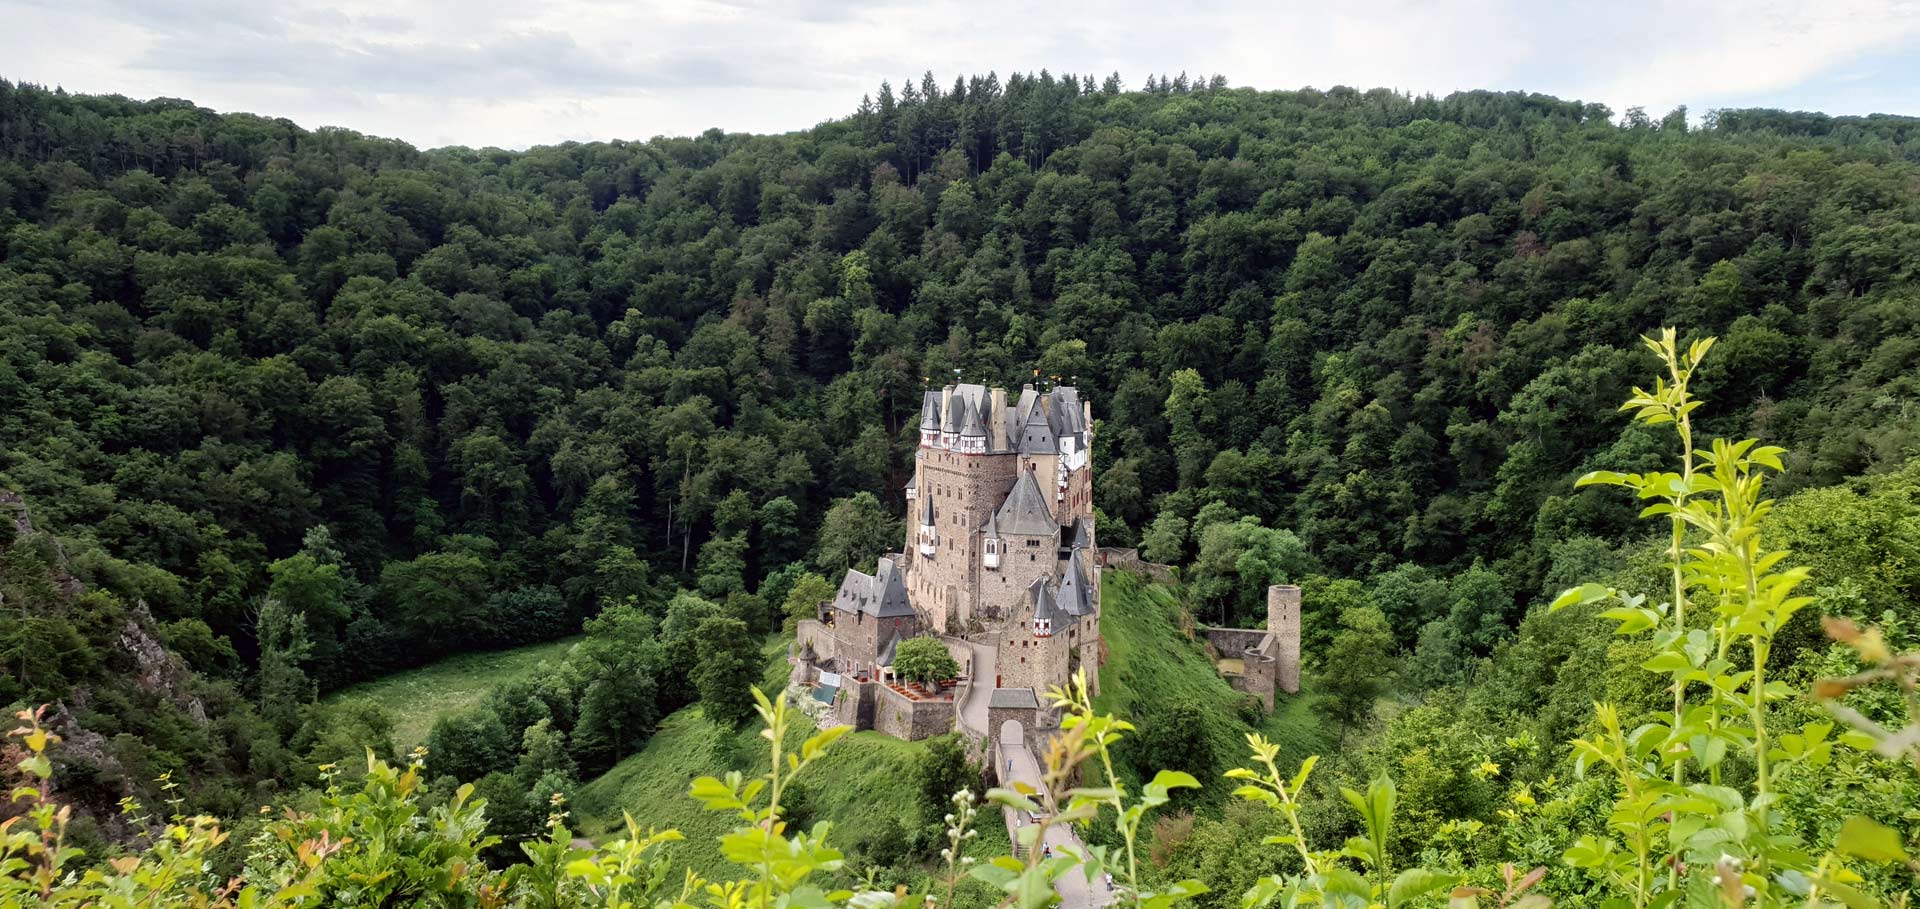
left=977, top=529, right=1057, bottom=620
left=995, top=625, right=1071, bottom=694
left=912, top=449, right=1020, bottom=631
left=874, top=685, right=957, bottom=740
left=1199, top=627, right=1277, bottom=710
left=836, top=680, right=879, bottom=730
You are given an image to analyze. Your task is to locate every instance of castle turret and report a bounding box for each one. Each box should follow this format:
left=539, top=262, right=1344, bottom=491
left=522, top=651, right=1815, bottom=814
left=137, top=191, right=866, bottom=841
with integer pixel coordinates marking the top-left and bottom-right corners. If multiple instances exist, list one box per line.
left=981, top=511, right=1002, bottom=569
left=959, top=395, right=988, bottom=454
left=918, top=391, right=942, bottom=448
left=916, top=493, right=937, bottom=556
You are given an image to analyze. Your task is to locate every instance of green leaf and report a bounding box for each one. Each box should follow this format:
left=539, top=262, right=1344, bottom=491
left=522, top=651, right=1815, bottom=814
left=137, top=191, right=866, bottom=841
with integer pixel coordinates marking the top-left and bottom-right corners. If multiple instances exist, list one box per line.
left=1388, top=869, right=1460, bottom=909
left=1290, top=755, right=1318, bottom=792
left=1834, top=816, right=1907, bottom=863
left=1142, top=769, right=1201, bottom=808
left=1550, top=583, right=1611, bottom=612
left=1641, top=650, right=1692, bottom=673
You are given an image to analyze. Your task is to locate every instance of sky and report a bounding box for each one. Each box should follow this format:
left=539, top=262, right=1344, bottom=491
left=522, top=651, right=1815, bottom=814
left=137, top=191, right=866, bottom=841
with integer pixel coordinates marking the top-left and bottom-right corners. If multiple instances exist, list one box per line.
left=5, top=0, right=1918, bottom=150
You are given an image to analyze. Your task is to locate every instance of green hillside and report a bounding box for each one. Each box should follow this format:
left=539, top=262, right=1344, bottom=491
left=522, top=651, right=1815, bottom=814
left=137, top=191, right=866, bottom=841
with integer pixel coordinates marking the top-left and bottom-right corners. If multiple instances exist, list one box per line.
left=326, top=636, right=580, bottom=749
left=1094, top=570, right=1332, bottom=787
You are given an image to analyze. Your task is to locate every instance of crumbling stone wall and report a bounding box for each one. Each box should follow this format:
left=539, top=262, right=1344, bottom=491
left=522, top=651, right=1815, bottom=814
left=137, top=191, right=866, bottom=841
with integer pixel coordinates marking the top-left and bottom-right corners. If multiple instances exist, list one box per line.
left=1200, top=628, right=1277, bottom=710
left=1197, top=585, right=1302, bottom=710
left=1097, top=548, right=1176, bottom=582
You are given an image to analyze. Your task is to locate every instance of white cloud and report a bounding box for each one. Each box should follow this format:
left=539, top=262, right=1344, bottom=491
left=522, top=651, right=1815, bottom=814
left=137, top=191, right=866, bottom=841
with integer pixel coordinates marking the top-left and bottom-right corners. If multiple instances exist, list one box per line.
left=1, top=0, right=1914, bottom=148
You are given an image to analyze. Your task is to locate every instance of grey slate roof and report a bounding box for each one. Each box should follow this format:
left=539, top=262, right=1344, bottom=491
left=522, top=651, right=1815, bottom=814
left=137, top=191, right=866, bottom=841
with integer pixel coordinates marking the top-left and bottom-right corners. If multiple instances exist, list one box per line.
left=942, top=393, right=964, bottom=433
left=1031, top=580, right=1067, bottom=628
left=831, top=556, right=916, bottom=618
left=1068, top=516, right=1095, bottom=551
left=989, top=688, right=1041, bottom=709
left=1013, top=387, right=1039, bottom=424
left=919, top=491, right=935, bottom=527
left=877, top=632, right=900, bottom=666
left=1058, top=548, right=1094, bottom=617
left=1018, top=400, right=1057, bottom=454
left=920, top=391, right=942, bottom=430
left=961, top=396, right=988, bottom=439
left=993, top=471, right=1058, bottom=537
left=1047, top=386, right=1084, bottom=436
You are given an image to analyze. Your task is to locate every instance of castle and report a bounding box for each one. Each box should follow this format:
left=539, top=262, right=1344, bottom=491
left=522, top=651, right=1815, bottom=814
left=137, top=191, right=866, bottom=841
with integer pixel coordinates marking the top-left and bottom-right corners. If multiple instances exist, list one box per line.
left=791, top=381, right=1099, bottom=745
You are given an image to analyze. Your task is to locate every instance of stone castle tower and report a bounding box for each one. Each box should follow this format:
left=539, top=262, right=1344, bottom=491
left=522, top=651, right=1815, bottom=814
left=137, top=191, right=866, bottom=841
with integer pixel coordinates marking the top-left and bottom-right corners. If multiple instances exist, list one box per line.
left=790, top=379, right=1102, bottom=741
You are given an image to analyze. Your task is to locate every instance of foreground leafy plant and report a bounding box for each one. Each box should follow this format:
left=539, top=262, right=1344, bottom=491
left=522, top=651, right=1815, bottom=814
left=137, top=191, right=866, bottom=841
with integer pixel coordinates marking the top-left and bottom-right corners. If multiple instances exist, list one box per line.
left=1553, top=329, right=1909, bottom=908
left=970, top=669, right=1208, bottom=909
left=1228, top=734, right=1511, bottom=909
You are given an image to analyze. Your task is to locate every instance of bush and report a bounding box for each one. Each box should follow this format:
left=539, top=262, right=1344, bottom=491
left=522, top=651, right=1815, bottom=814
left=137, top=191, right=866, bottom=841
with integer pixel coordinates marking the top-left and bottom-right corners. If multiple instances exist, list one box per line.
left=424, top=707, right=515, bottom=782
left=480, top=585, right=571, bottom=646
left=892, top=636, right=960, bottom=686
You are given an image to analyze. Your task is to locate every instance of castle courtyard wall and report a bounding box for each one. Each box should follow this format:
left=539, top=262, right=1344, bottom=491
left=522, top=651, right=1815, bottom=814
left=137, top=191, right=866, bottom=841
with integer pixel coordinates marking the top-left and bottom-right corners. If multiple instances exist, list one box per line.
left=873, top=685, right=957, bottom=740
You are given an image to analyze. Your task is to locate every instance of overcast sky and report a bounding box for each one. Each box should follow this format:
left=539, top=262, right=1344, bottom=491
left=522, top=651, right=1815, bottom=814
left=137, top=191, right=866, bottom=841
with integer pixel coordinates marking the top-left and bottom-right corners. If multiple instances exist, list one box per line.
left=5, top=0, right=1918, bottom=150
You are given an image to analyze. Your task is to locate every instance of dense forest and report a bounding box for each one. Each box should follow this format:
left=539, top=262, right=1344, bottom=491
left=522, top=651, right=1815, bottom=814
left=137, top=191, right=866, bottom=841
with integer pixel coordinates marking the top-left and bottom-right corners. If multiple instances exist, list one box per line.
left=2, top=72, right=1918, bottom=900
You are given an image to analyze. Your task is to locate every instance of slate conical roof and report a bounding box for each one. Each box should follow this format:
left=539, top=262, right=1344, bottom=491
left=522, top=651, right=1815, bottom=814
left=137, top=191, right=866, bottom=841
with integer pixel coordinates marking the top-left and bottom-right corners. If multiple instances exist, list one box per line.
left=994, top=471, right=1058, bottom=537
left=1069, top=515, right=1095, bottom=551
left=942, top=393, right=964, bottom=433
left=919, top=491, right=936, bottom=527
left=961, top=395, right=989, bottom=439
left=1018, top=399, right=1057, bottom=454
left=1030, top=579, right=1066, bottom=630
left=919, top=391, right=943, bottom=430
left=1058, top=548, right=1094, bottom=617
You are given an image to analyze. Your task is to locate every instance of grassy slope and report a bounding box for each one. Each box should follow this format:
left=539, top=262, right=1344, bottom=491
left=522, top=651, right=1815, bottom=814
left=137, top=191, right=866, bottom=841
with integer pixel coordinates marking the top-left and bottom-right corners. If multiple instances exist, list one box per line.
left=325, top=637, right=580, bottom=749
left=1093, top=571, right=1332, bottom=787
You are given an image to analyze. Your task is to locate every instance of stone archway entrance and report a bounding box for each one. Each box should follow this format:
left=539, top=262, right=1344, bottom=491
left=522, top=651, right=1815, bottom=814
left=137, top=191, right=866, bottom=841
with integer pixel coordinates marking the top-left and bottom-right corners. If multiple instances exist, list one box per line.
left=999, top=717, right=1025, bottom=747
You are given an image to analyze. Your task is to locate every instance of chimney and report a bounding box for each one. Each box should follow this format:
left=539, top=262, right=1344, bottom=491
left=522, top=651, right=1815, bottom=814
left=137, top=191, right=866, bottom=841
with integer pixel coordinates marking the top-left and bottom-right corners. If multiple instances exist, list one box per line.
left=989, top=387, right=1009, bottom=450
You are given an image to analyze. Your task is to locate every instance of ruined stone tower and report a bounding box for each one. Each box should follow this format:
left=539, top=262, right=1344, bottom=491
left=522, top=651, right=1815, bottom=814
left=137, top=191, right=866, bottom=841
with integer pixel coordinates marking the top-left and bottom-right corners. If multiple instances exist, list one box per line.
left=1268, top=584, right=1301, bottom=695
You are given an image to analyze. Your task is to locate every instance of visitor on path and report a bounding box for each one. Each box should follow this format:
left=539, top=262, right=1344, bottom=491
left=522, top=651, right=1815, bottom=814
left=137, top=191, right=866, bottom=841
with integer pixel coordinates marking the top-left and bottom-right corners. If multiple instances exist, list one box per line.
left=1104, top=873, right=1114, bottom=891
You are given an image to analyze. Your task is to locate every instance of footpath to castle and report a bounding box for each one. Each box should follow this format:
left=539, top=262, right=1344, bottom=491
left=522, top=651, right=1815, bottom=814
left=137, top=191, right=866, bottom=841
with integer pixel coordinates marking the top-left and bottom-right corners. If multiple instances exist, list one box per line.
left=958, top=676, right=1107, bottom=909
left=991, top=720, right=1109, bottom=909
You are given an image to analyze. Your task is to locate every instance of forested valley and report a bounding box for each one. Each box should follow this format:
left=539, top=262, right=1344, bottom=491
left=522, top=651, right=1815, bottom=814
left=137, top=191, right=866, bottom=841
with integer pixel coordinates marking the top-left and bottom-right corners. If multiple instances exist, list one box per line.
left=1, top=72, right=1918, bottom=907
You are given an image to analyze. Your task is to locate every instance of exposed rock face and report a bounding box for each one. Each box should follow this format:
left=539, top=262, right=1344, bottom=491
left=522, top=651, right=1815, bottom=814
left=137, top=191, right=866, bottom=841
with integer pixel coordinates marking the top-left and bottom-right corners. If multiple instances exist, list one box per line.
left=1, top=489, right=32, bottom=538
left=0, top=489, right=85, bottom=597
left=119, top=603, right=210, bottom=724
